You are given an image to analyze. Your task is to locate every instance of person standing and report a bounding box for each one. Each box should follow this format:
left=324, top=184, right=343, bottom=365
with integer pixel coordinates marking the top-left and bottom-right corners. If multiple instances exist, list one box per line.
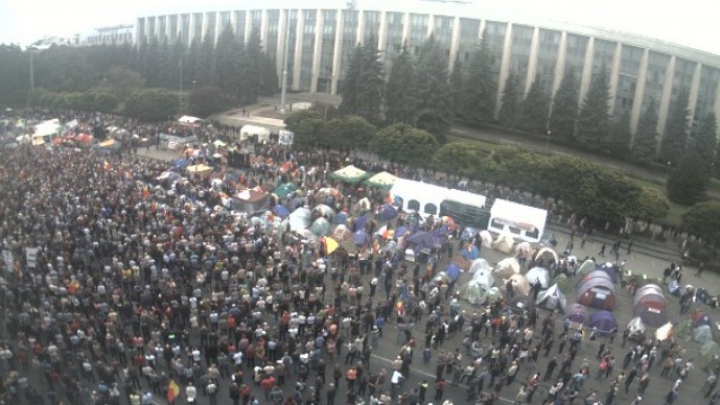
left=326, top=383, right=336, bottom=405
left=434, top=378, right=447, bottom=401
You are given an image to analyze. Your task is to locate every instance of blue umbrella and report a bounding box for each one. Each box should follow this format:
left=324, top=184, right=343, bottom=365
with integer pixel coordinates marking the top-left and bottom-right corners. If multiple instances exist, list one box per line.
left=460, top=244, right=480, bottom=260
left=333, top=212, right=349, bottom=225
left=272, top=204, right=290, bottom=218
left=354, top=215, right=368, bottom=232
left=446, top=264, right=460, bottom=281
left=171, top=158, right=189, bottom=169
left=353, top=230, right=370, bottom=246
left=380, top=203, right=398, bottom=221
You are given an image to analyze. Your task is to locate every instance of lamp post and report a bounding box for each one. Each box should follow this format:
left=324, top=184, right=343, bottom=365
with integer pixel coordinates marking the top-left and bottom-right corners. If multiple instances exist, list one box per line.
left=666, top=161, right=672, bottom=178
left=324, top=66, right=332, bottom=120
left=279, top=9, right=292, bottom=114
left=546, top=129, right=551, bottom=151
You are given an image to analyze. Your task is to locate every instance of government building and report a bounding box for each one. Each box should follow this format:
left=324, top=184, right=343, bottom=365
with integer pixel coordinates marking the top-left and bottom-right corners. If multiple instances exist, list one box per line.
left=135, top=0, right=720, bottom=139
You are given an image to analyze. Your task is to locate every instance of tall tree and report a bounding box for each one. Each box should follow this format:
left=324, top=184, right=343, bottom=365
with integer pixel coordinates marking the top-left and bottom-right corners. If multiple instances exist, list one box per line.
left=259, top=53, right=279, bottom=95
left=385, top=44, right=415, bottom=124
left=632, top=99, right=660, bottom=165
left=354, top=32, right=385, bottom=124
left=660, top=90, right=690, bottom=161
left=691, top=112, right=717, bottom=172
left=239, top=28, right=263, bottom=105
left=576, top=67, right=611, bottom=151
left=214, top=24, right=242, bottom=101
left=449, top=54, right=464, bottom=118
left=498, top=72, right=521, bottom=130
left=518, top=75, right=550, bottom=135
left=412, top=35, right=452, bottom=141
left=462, top=36, right=496, bottom=123
left=197, top=32, right=216, bottom=86
left=609, top=111, right=632, bottom=156
left=338, top=44, right=364, bottom=116
left=550, top=68, right=580, bottom=141
left=667, top=152, right=709, bottom=204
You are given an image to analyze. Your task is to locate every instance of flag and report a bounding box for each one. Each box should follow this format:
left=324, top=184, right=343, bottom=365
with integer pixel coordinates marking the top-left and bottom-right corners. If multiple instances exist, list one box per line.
left=103, top=160, right=111, bottom=171
left=167, top=379, right=180, bottom=403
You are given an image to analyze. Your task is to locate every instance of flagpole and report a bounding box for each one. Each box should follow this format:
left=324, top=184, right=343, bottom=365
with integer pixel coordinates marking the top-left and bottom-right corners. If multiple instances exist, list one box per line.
left=179, top=59, right=183, bottom=115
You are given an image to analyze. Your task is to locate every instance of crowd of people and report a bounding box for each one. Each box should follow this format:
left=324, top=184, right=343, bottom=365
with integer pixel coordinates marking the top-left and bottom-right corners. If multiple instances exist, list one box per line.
left=0, top=109, right=714, bottom=405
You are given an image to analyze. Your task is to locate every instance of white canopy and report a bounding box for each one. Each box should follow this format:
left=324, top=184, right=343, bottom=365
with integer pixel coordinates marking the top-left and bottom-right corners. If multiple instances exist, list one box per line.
left=390, top=178, right=447, bottom=217
left=445, top=189, right=487, bottom=209
left=178, top=116, right=202, bottom=124
left=33, top=119, right=62, bottom=138
left=240, top=125, right=271, bottom=142
left=488, top=199, right=547, bottom=243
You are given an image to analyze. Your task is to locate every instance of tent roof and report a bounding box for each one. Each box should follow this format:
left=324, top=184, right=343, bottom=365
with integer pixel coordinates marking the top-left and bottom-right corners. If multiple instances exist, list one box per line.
left=365, top=171, right=398, bottom=188
left=633, top=284, right=667, bottom=306
left=236, top=189, right=268, bottom=203
left=240, top=125, right=271, bottom=135
left=444, top=189, right=487, bottom=208
left=390, top=179, right=448, bottom=205
left=178, top=115, right=202, bottom=124
left=589, top=310, right=617, bottom=330
left=186, top=164, right=212, bottom=173
left=490, top=199, right=548, bottom=231
left=330, top=165, right=368, bottom=183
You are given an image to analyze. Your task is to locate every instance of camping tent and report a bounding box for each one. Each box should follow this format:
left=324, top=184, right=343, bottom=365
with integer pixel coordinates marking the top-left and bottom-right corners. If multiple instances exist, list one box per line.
left=537, top=284, right=567, bottom=312
left=525, top=267, right=550, bottom=289
left=472, top=269, right=495, bottom=290
left=506, top=274, right=531, bottom=296
left=655, top=322, right=674, bottom=341
left=332, top=225, right=353, bottom=241
left=232, top=189, right=271, bottom=214
left=494, top=258, right=520, bottom=279
left=445, top=264, right=461, bottom=281
left=566, top=304, right=588, bottom=326
left=589, top=311, right=618, bottom=334
left=311, top=217, right=331, bottom=236
left=576, top=270, right=616, bottom=310
left=487, top=199, right=548, bottom=243
left=692, top=310, right=713, bottom=343
left=479, top=230, right=493, bottom=248
left=274, top=183, right=297, bottom=199
left=286, top=207, right=312, bottom=231
left=627, top=317, right=646, bottom=337
left=535, top=247, right=559, bottom=264
left=578, top=259, right=596, bottom=276
left=330, top=165, right=368, bottom=184
left=469, top=259, right=492, bottom=274
left=240, top=125, right=271, bottom=142
left=493, top=232, right=515, bottom=254
left=633, top=284, right=668, bottom=327
left=365, top=171, right=398, bottom=189
left=597, top=262, right=619, bottom=283
left=460, top=269, right=498, bottom=304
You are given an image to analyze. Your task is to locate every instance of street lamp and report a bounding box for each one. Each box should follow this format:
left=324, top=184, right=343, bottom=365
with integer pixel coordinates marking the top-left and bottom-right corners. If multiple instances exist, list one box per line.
left=666, top=161, right=672, bottom=178
left=546, top=129, right=551, bottom=151
left=279, top=9, right=292, bottom=114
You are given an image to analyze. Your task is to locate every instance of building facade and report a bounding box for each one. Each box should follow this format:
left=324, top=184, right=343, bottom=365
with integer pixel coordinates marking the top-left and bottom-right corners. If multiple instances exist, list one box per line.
left=136, top=2, right=720, bottom=143
left=85, top=25, right=134, bottom=46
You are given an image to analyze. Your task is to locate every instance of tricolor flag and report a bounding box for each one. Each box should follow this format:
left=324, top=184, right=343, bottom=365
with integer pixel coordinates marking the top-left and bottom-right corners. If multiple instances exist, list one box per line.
left=167, top=379, right=180, bottom=403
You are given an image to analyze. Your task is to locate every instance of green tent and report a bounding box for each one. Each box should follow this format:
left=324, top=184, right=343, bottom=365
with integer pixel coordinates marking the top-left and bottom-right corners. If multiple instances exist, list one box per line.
left=329, top=165, right=369, bottom=184
left=364, top=171, right=398, bottom=189
left=274, top=183, right=297, bottom=199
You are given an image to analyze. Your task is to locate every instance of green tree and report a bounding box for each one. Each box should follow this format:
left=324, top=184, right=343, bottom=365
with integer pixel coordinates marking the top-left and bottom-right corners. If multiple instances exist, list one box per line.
left=660, top=90, right=690, bottom=161
left=355, top=32, right=385, bottom=124
left=293, top=118, right=328, bottom=151
left=462, top=36, right=496, bottom=123
left=576, top=67, right=611, bottom=151
left=433, top=142, right=480, bottom=176
left=609, top=111, right=632, bottom=156
left=518, top=75, right=550, bottom=135
left=189, top=85, right=227, bottom=118
left=682, top=201, right=720, bottom=247
left=123, top=89, right=179, bottom=122
left=370, top=123, right=439, bottom=166
left=498, top=72, right=521, bottom=130
left=214, top=24, right=242, bottom=101
left=325, top=115, right=377, bottom=151
left=667, top=152, right=709, bottom=205
left=238, top=28, right=263, bottom=105
left=91, top=91, right=118, bottom=113
left=259, top=53, right=279, bottom=95
left=339, top=44, right=364, bottom=116
left=105, top=66, right=144, bottom=102
left=284, top=109, right=323, bottom=131
left=449, top=54, right=464, bottom=118
left=550, top=68, right=579, bottom=141
left=385, top=44, right=415, bottom=124
left=691, top=112, right=718, bottom=173
left=413, top=35, right=452, bottom=141
left=632, top=99, right=660, bottom=165
left=632, top=187, right=670, bottom=220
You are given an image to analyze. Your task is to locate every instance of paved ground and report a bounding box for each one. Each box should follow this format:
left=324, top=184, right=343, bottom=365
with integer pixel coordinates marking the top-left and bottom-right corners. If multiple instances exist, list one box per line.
left=135, top=147, right=720, bottom=405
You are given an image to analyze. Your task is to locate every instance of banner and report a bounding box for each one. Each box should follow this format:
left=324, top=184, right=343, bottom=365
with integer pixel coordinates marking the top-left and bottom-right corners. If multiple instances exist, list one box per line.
left=25, top=247, right=39, bottom=269
left=2, top=250, right=13, bottom=273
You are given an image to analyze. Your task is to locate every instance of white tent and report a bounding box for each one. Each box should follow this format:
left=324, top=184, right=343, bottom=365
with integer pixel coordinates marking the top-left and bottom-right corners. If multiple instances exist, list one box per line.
left=468, top=258, right=492, bottom=274
left=526, top=267, right=550, bottom=289
left=240, top=125, right=271, bottom=142
left=627, top=317, right=646, bottom=336
left=178, top=116, right=202, bottom=124
left=493, top=232, right=515, bottom=253
left=33, top=119, right=62, bottom=138
left=488, top=199, right=548, bottom=243
left=495, top=257, right=521, bottom=279
left=537, top=284, right=567, bottom=312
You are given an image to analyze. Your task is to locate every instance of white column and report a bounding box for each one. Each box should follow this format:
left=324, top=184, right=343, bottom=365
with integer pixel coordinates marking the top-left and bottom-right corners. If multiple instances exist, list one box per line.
left=479, top=20, right=486, bottom=39
left=230, top=11, right=238, bottom=35
left=201, top=14, right=208, bottom=41
left=356, top=10, right=365, bottom=45
left=551, top=31, right=567, bottom=97
left=448, top=16, right=461, bottom=71
left=657, top=55, right=676, bottom=138
left=687, top=62, right=702, bottom=125
left=260, top=9, right=269, bottom=46
left=630, top=48, right=649, bottom=135
left=311, top=11, right=324, bottom=92
left=428, top=14, right=435, bottom=37
left=292, top=10, right=305, bottom=90
left=714, top=77, right=720, bottom=141
left=244, top=11, right=252, bottom=44
left=188, top=15, right=196, bottom=43
left=331, top=10, right=345, bottom=95
left=579, top=37, right=595, bottom=104
left=524, top=27, right=540, bottom=95
left=494, top=23, right=514, bottom=119
left=608, top=42, right=623, bottom=113
left=135, top=18, right=143, bottom=43
left=401, top=12, right=410, bottom=46
left=276, top=10, right=288, bottom=79
left=377, top=11, right=388, bottom=51
left=214, top=12, right=221, bottom=44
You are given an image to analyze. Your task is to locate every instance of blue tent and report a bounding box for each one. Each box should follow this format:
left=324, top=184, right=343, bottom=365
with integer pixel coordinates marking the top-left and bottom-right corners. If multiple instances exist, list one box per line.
left=353, top=230, right=370, bottom=246
left=460, top=244, right=480, bottom=260
left=380, top=203, right=398, bottom=221
left=445, top=264, right=461, bottom=281
left=354, top=215, right=368, bottom=232
left=589, top=310, right=618, bottom=334
left=171, top=158, right=189, bottom=169
left=272, top=204, right=290, bottom=218
left=333, top=212, right=349, bottom=225
left=597, top=263, right=618, bottom=283
left=395, top=226, right=408, bottom=237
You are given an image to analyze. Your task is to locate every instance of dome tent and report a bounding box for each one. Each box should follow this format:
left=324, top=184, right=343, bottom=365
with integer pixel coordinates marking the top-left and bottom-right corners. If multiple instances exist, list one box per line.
left=692, top=309, right=714, bottom=343
left=632, top=284, right=668, bottom=327
left=493, top=232, right=514, bottom=254
left=469, top=258, right=492, bottom=274
left=597, top=262, right=619, bottom=283
left=589, top=311, right=618, bottom=335
left=460, top=268, right=498, bottom=305
left=578, top=259, right=595, bottom=276
left=494, top=257, right=520, bottom=279
left=506, top=274, right=531, bottom=296
left=525, top=267, right=550, bottom=289
left=566, top=304, right=588, bottom=328
left=536, top=284, right=567, bottom=313
left=576, top=270, right=616, bottom=310
left=627, top=317, right=646, bottom=337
